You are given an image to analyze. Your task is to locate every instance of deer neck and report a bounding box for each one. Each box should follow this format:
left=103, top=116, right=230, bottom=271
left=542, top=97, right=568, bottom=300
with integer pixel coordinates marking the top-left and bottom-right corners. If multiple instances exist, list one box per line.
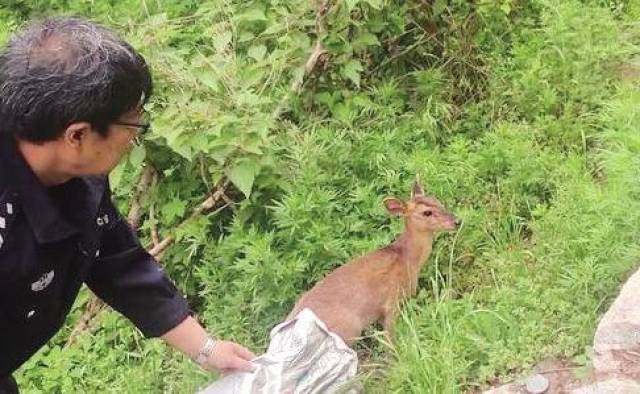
left=389, top=228, right=434, bottom=297
left=394, top=227, right=434, bottom=271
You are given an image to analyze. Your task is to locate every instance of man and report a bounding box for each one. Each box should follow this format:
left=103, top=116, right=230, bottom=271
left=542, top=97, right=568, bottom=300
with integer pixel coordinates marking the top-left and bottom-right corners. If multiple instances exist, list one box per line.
left=0, top=17, right=255, bottom=393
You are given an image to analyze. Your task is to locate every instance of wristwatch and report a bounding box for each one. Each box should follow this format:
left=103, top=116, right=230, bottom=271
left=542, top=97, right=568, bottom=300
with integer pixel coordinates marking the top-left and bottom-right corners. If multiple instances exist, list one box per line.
left=193, top=337, right=217, bottom=367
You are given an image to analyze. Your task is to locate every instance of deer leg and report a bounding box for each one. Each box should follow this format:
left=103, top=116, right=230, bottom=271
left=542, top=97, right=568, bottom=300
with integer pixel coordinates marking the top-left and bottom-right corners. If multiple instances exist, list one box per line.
left=381, top=308, right=397, bottom=343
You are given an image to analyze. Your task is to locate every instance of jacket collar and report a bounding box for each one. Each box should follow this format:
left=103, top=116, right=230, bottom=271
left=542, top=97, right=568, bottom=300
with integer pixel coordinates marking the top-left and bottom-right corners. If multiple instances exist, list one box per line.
left=0, top=135, right=106, bottom=243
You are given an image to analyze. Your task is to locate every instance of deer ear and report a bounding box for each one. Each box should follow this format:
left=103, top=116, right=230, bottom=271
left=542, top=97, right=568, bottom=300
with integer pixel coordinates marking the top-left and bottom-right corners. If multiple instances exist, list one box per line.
left=411, top=178, right=425, bottom=198
left=384, top=197, right=405, bottom=216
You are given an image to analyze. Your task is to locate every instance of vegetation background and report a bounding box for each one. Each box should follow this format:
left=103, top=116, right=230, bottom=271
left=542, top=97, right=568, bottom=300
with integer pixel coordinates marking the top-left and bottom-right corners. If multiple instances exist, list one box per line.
left=1, top=0, right=639, bottom=392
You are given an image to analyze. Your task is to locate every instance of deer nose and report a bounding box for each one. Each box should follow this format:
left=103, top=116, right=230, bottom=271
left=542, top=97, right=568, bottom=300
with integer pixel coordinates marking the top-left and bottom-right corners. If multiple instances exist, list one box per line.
left=454, top=218, right=462, bottom=227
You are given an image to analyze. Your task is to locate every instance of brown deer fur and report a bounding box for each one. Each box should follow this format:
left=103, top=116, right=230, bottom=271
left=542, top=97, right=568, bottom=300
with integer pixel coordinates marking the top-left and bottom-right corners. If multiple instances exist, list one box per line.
left=287, top=180, right=460, bottom=346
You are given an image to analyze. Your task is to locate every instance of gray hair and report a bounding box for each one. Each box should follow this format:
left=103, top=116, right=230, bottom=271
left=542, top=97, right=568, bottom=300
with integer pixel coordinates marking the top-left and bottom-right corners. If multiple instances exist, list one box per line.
left=0, top=16, right=152, bottom=142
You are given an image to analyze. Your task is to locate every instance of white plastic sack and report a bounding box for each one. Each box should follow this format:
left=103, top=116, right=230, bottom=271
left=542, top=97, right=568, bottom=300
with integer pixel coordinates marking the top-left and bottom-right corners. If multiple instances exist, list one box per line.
left=198, top=308, right=359, bottom=394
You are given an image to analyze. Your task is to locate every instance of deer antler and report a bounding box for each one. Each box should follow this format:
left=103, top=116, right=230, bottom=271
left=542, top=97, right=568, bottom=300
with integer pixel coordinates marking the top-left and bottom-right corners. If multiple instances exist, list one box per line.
left=411, top=174, right=424, bottom=198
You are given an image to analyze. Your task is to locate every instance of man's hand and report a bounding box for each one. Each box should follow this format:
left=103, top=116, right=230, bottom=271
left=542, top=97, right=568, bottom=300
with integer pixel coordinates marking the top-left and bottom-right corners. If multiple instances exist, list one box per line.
left=205, top=340, right=256, bottom=374
left=161, top=316, right=256, bottom=375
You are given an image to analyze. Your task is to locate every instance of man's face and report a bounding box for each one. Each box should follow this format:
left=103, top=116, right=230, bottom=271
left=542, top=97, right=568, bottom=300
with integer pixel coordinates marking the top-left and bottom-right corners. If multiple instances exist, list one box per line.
left=63, top=108, right=145, bottom=176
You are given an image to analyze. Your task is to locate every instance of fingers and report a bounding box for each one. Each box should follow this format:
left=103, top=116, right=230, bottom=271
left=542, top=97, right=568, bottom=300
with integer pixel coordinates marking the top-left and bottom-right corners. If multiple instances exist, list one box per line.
left=229, top=357, right=257, bottom=373
left=208, top=341, right=257, bottom=374
left=233, top=343, right=257, bottom=361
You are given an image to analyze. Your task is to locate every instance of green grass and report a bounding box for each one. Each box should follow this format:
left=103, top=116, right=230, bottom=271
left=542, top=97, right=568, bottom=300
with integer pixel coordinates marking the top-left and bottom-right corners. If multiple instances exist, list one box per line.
left=2, top=0, right=640, bottom=393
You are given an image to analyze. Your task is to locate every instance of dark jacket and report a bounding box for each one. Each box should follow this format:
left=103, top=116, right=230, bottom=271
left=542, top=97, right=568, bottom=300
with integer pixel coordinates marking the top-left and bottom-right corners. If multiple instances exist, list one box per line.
left=0, top=136, right=190, bottom=375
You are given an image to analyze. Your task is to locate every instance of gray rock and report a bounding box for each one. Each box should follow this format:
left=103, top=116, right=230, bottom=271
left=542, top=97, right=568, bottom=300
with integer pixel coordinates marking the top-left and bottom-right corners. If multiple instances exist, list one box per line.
left=570, top=378, right=640, bottom=394
left=525, top=374, right=549, bottom=394
left=593, top=267, right=640, bottom=378
left=483, top=383, right=522, bottom=394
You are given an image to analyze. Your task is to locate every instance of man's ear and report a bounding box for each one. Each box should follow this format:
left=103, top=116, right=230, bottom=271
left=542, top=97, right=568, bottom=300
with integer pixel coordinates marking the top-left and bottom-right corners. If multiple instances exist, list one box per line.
left=62, top=122, right=93, bottom=148
left=383, top=197, right=405, bottom=216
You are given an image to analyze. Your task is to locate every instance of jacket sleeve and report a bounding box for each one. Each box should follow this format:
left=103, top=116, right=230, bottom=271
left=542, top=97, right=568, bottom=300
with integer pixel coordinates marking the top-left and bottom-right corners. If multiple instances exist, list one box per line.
left=85, top=190, right=191, bottom=338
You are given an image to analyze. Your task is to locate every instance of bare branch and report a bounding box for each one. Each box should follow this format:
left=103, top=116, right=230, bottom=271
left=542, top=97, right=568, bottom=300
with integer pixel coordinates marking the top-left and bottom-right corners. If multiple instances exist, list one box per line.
left=150, top=171, right=160, bottom=247
left=64, top=297, right=105, bottom=348
left=272, top=1, right=332, bottom=117
left=149, top=177, right=231, bottom=257
left=127, top=164, right=156, bottom=229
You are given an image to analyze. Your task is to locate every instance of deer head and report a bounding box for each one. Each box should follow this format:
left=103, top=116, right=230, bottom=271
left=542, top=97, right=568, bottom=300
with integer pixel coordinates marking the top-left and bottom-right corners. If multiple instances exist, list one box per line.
left=384, top=177, right=460, bottom=233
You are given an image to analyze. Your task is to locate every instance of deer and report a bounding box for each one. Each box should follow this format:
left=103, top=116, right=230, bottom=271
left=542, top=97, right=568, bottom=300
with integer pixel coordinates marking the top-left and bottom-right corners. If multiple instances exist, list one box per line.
left=287, top=178, right=460, bottom=346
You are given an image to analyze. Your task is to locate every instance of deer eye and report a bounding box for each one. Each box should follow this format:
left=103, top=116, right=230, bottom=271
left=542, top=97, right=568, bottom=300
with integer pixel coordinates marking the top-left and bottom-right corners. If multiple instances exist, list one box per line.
left=423, top=210, right=433, bottom=217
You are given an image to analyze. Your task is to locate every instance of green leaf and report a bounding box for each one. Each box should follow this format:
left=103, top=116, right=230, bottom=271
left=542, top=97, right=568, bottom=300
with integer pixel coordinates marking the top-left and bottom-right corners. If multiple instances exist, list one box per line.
left=345, top=0, right=382, bottom=12
left=500, top=1, right=512, bottom=15
left=175, top=215, right=209, bottom=243
left=434, top=0, right=447, bottom=17
left=239, top=66, right=267, bottom=89
left=161, top=198, right=187, bottom=223
left=263, top=22, right=286, bottom=35
left=236, top=91, right=265, bottom=107
left=226, top=161, right=259, bottom=198
left=247, top=44, right=267, bottom=61
left=362, top=0, right=382, bottom=9
left=128, top=144, right=146, bottom=168
left=238, top=31, right=255, bottom=43
left=341, top=59, right=364, bottom=87
left=109, top=162, right=126, bottom=190
left=240, top=138, right=264, bottom=155
left=213, top=31, right=232, bottom=52
left=170, top=134, right=195, bottom=161
left=195, top=70, right=220, bottom=92
left=352, top=32, right=380, bottom=52
left=236, top=7, right=267, bottom=23
left=345, top=0, right=359, bottom=12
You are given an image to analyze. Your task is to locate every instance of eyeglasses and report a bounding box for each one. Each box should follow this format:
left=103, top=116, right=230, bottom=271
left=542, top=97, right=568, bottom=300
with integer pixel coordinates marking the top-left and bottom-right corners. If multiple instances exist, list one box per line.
left=112, top=120, right=151, bottom=145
